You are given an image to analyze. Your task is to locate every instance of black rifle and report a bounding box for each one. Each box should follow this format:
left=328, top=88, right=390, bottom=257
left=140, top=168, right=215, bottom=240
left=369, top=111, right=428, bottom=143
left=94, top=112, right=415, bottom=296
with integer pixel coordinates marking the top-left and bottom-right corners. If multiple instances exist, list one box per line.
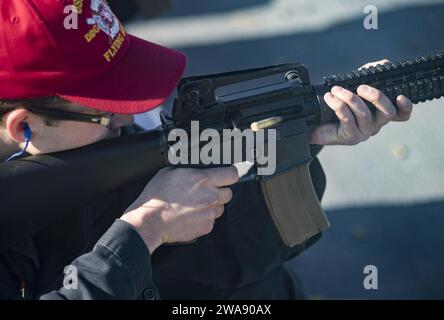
left=1, top=50, right=443, bottom=252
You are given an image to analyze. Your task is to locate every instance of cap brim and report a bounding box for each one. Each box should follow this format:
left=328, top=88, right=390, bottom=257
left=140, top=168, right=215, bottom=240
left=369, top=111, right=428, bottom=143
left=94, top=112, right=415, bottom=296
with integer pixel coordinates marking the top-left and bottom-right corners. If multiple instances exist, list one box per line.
left=58, top=35, right=186, bottom=114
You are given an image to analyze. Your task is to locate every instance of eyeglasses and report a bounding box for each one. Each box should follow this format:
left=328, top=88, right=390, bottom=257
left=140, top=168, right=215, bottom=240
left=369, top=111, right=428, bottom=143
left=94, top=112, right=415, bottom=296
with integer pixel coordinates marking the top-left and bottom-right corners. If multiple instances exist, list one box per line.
left=26, top=107, right=115, bottom=127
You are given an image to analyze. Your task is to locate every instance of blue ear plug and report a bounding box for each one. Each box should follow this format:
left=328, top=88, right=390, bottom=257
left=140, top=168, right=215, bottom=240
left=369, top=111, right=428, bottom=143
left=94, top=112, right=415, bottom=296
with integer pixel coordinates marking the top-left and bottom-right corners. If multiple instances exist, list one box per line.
left=5, top=124, right=32, bottom=162
left=23, top=123, right=31, bottom=142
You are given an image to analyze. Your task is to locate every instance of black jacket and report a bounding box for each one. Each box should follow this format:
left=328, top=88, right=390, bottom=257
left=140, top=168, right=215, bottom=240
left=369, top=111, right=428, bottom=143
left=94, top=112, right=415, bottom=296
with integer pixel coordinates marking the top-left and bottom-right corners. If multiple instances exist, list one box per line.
left=40, top=220, right=158, bottom=300
left=0, top=128, right=326, bottom=299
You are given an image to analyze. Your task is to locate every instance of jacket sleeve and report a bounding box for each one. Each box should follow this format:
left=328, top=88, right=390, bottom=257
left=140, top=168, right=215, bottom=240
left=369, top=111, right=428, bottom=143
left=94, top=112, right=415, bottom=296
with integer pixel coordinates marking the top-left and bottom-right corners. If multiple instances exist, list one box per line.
left=309, top=144, right=324, bottom=158
left=39, top=219, right=159, bottom=300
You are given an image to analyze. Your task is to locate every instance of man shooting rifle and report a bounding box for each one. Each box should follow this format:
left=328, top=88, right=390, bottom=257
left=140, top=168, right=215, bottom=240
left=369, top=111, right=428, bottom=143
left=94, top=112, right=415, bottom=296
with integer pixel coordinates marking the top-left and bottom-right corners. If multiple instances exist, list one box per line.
left=0, top=0, right=413, bottom=299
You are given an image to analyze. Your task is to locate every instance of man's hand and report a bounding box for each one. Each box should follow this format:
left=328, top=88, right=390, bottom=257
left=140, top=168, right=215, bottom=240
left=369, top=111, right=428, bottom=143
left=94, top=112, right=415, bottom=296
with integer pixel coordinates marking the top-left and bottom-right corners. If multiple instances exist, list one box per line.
left=121, top=166, right=239, bottom=253
left=309, top=60, right=413, bottom=145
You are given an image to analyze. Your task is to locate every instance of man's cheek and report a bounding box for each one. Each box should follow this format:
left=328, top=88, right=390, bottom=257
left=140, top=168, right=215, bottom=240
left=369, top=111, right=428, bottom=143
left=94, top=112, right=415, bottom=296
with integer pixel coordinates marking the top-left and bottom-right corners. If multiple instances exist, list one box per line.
left=110, top=114, right=134, bottom=129
left=63, top=126, right=110, bottom=149
left=84, top=128, right=110, bottom=145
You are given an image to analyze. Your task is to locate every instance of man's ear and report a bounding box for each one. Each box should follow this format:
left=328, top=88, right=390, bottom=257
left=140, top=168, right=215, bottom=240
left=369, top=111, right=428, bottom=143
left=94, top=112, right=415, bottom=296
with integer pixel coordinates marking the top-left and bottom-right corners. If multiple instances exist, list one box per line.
left=3, top=109, right=34, bottom=143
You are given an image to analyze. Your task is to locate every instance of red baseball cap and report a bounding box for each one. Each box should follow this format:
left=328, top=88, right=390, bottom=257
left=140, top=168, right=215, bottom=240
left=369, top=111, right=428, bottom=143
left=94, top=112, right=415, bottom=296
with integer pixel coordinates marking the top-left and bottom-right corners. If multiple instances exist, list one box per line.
left=0, top=0, right=187, bottom=114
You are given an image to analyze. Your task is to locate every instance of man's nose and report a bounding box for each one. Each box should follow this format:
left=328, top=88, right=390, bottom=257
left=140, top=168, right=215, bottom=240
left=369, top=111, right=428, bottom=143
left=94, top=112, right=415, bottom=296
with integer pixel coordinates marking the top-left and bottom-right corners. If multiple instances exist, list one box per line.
left=110, top=114, right=135, bottom=129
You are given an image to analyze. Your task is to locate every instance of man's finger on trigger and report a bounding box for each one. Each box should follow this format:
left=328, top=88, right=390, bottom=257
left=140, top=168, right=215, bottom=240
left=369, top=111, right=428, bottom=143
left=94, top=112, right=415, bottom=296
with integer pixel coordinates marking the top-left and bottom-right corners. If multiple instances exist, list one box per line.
left=204, top=166, right=239, bottom=187
left=392, top=95, right=413, bottom=121
left=217, top=187, right=233, bottom=205
left=324, top=92, right=359, bottom=134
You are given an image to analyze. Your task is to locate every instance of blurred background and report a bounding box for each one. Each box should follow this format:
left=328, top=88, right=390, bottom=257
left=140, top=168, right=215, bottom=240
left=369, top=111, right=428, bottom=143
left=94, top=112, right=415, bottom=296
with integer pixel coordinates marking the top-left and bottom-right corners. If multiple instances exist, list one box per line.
left=111, top=0, right=444, bottom=299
